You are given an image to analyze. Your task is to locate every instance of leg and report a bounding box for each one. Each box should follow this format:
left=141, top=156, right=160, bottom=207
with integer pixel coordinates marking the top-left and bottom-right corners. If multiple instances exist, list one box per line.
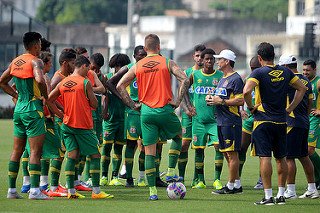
left=193, top=148, right=206, bottom=189
left=101, top=143, right=112, bottom=179
left=21, top=150, right=30, bottom=193
left=125, top=139, right=137, bottom=186
left=167, top=135, right=182, bottom=177
left=260, top=157, right=273, bottom=199
left=308, top=146, right=320, bottom=185
left=275, top=157, right=287, bottom=199
left=213, top=144, right=223, bottom=189
left=284, top=158, right=297, bottom=199
left=226, top=151, right=239, bottom=187
left=239, top=131, right=251, bottom=177
left=178, top=139, right=191, bottom=179
left=145, top=144, right=157, bottom=198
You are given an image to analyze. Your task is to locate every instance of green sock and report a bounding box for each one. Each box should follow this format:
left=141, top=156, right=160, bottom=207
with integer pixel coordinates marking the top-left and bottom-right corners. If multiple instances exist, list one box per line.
left=155, top=152, right=160, bottom=178
left=125, top=140, right=136, bottom=179
left=139, top=151, right=145, bottom=171
left=21, top=150, right=29, bottom=177
left=84, top=156, right=91, bottom=181
left=178, top=151, right=188, bottom=179
left=50, top=159, right=62, bottom=187
left=101, top=143, right=112, bottom=177
left=238, top=149, right=246, bottom=178
left=29, top=164, right=41, bottom=188
left=74, top=159, right=80, bottom=182
left=310, top=152, right=320, bottom=182
left=65, top=158, right=76, bottom=189
left=214, top=149, right=224, bottom=180
left=112, top=143, right=123, bottom=178
left=195, top=149, right=204, bottom=182
left=168, top=136, right=182, bottom=168
left=90, top=157, right=101, bottom=187
left=145, top=155, right=156, bottom=187
left=78, top=155, right=86, bottom=178
left=8, top=161, right=20, bottom=188
left=41, top=159, right=50, bottom=176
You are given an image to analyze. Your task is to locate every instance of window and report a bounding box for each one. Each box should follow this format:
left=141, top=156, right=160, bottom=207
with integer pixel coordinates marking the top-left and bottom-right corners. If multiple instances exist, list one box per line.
left=296, top=0, right=305, bottom=15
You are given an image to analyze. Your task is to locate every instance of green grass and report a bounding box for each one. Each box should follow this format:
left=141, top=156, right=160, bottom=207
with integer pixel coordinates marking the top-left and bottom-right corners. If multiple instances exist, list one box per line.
left=0, top=119, right=319, bottom=212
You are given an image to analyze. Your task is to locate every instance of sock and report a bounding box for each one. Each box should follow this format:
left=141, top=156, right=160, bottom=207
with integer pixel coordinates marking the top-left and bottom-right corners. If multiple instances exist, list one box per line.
left=145, top=155, right=156, bottom=187
left=138, top=151, right=145, bottom=172
left=78, top=155, right=86, bottom=179
left=8, top=161, right=20, bottom=188
left=68, top=188, right=76, bottom=194
left=178, top=151, right=188, bottom=179
left=149, top=186, right=157, bottom=196
left=21, top=150, right=29, bottom=177
left=29, top=164, right=41, bottom=188
left=74, top=159, right=80, bottom=185
left=227, top=181, right=234, bottom=190
left=120, top=164, right=126, bottom=176
left=30, top=187, right=40, bottom=194
left=23, top=176, right=30, bottom=186
left=111, top=143, right=123, bottom=178
left=50, top=159, right=62, bottom=187
left=168, top=136, right=182, bottom=168
left=195, top=149, right=205, bottom=182
left=101, top=143, right=112, bottom=177
left=265, top=188, right=273, bottom=199
left=310, top=152, right=320, bottom=183
left=90, top=157, right=101, bottom=187
left=41, top=159, right=50, bottom=176
left=84, top=156, right=91, bottom=181
left=287, top=183, right=295, bottom=192
left=65, top=158, right=76, bottom=189
left=308, top=183, right=316, bottom=191
left=235, top=179, right=241, bottom=188
left=51, top=186, right=58, bottom=191
left=277, top=186, right=285, bottom=198
left=139, top=171, right=145, bottom=179
left=238, top=149, right=246, bottom=177
left=92, top=186, right=100, bottom=194
left=125, top=140, right=136, bottom=179
left=214, top=149, right=223, bottom=180
left=8, top=188, right=17, bottom=193
left=155, top=152, right=160, bottom=178
left=40, top=176, right=48, bottom=187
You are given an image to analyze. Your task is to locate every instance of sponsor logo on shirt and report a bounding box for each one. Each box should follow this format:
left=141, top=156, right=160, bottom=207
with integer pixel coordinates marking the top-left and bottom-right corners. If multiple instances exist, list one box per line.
left=214, top=88, right=227, bottom=96
left=269, top=70, right=284, bottom=82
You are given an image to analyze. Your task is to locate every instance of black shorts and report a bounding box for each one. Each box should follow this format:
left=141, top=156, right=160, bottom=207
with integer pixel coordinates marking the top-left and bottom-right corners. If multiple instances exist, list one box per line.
left=252, top=122, right=287, bottom=158
left=286, top=127, right=308, bottom=159
left=218, top=125, right=241, bottom=152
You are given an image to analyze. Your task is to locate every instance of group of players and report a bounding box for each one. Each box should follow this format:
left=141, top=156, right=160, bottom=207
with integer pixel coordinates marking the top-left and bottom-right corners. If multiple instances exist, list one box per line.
left=1, top=31, right=320, bottom=205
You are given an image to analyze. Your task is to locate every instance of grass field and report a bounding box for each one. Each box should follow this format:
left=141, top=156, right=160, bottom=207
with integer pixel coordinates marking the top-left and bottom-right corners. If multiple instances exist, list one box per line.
left=0, top=119, right=319, bottom=212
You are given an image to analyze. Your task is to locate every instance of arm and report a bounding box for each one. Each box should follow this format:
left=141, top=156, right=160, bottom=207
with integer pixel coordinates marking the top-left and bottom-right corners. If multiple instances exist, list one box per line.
left=169, top=60, right=190, bottom=108
left=116, top=65, right=140, bottom=110
left=102, top=94, right=109, bottom=120
left=243, top=80, right=257, bottom=111
left=0, top=65, right=18, bottom=99
left=86, top=81, right=98, bottom=109
left=287, top=79, right=308, bottom=113
left=32, top=58, right=48, bottom=99
left=51, top=74, right=62, bottom=90
left=181, top=74, right=196, bottom=116
left=47, top=83, right=64, bottom=119
left=92, top=71, right=106, bottom=94
left=106, top=65, right=129, bottom=100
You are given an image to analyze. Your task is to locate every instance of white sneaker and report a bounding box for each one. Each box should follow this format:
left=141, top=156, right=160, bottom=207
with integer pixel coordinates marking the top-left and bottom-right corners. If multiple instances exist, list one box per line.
left=284, top=190, right=297, bottom=199
left=7, top=191, right=23, bottom=199
left=29, top=191, right=52, bottom=200
left=299, top=190, right=319, bottom=199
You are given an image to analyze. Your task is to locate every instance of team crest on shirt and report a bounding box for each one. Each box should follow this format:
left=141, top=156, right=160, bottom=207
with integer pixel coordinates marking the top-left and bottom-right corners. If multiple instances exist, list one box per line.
left=214, top=88, right=227, bottom=96
left=182, top=128, right=186, bottom=134
left=130, top=127, right=136, bottom=134
left=132, top=80, right=138, bottom=89
left=104, top=131, right=110, bottom=137
left=212, top=79, right=219, bottom=86
left=269, top=70, right=284, bottom=82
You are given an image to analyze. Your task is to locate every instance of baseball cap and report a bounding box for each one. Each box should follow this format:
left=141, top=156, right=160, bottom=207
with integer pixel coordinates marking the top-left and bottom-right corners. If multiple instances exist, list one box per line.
left=278, top=54, right=297, bottom=66
left=213, top=49, right=236, bottom=62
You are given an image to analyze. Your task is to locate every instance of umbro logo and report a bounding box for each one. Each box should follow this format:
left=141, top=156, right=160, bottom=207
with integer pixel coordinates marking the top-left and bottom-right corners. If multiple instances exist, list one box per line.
left=63, top=80, right=77, bottom=88
left=14, top=59, right=26, bottom=67
left=142, top=61, right=160, bottom=69
left=268, top=70, right=283, bottom=78
left=300, top=79, right=308, bottom=86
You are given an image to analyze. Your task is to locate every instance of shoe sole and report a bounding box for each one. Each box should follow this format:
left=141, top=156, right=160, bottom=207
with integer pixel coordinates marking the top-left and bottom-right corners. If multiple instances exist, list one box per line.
left=254, top=203, right=275, bottom=206
left=284, top=195, right=297, bottom=199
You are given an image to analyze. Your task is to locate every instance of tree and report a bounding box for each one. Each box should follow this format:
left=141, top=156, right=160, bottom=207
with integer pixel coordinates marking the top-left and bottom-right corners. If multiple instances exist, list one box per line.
left=210, top=0, right=288, bottom=22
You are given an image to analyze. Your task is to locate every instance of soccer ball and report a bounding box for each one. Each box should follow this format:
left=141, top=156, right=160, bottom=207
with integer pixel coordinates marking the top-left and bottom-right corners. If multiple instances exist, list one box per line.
left=166, top=182, right=186, bottom=199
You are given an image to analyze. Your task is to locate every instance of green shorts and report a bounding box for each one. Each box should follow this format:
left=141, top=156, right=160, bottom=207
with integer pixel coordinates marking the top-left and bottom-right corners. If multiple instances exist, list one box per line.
left=13, top=111, right=46, bottom=138
left=181, top=113, right=192, bottom=141
left=124, top=111, right=142, bottom=141
left=61, top=124, right=100, bottom=156
left=242, top=115, right=254, bottom=134
left=192, top=118, right=218, bottom=149
left=140, top=104, right=181, bottom=146
left=308, top=117, right=320, bottom=148
left=25, top=119, right=62, bottom=159
left=102, top=120, right=125, bottom=145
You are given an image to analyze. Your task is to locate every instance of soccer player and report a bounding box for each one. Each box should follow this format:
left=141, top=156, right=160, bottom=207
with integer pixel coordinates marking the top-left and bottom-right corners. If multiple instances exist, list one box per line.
left=100, top=53, right=130, bottom=186
left=185, top=48, right=223, bottom=189
left=179, top=44, right=207, bottom=186
left=0, top=32, right=50, bottom=199
left=278, top=55, right=319, bottom=199
left=302, top=59, right=320, bottom=190
left=117, top=34, right=189, bottom=200
left=243, top=42, right=307, bottom=205
left=47, top=55, right=113, bottom=199
left=206, top=49, right=244, bottom=195
left=76, top=46, right=89, bottom=58
left=238, top=56, right=263, bottom=189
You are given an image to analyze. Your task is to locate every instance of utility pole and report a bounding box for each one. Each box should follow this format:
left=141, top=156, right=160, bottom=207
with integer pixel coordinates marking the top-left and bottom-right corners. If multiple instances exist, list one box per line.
left=127, top=0, right=134, bottom=53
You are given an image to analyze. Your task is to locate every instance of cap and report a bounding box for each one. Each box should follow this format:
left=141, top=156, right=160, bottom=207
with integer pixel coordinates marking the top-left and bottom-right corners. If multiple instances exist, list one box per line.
left=213, top=49, right=236, bottom=62
left=278, top=54, right=297, bottom=66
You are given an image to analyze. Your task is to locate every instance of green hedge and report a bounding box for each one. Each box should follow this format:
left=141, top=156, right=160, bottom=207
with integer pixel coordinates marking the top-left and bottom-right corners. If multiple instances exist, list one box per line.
left=0, top=106, right=14, bottom=119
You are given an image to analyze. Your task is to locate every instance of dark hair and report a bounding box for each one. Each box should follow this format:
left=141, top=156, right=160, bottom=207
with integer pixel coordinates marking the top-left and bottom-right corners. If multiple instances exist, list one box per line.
left=90, top=53, right=105, bottom=68
left=40, top=38, right=51, bottom=52
left=303, top=59, right=316, bottom=69
left=23, top=32, right=42, bottom=50
left=58, top=51, right=77, bottom=65
left=75, top=47, right=88, bottom=55
left=257, top=42, right=275, bottom=61
left=201, top=48, right=216, bottom=58
left=229, top=61, right=235, bottom=68
left=145, top=34, right=160, bottom=51
left=109, top=53, right=131, bottom=68
left=133, top=45, right=145, bottom=56
left=74, top=55, right=90, bottom=68
left=39, top=51, right=52, bottom=64
left=249, top=55, right=261, bottom=70
left=194, top=44, right=206, bottom=52
left=61, top=48, right=77, bottom=54
left=287, top=63, right=298, bottom=69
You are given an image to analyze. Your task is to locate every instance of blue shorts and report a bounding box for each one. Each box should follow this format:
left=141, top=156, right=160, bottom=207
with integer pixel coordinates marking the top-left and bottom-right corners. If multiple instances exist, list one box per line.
left=252, top=122, right=287, bottom=158
left=217, top=125, right=241, bottom=152
left=286, top=127, right=308, bottom=159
